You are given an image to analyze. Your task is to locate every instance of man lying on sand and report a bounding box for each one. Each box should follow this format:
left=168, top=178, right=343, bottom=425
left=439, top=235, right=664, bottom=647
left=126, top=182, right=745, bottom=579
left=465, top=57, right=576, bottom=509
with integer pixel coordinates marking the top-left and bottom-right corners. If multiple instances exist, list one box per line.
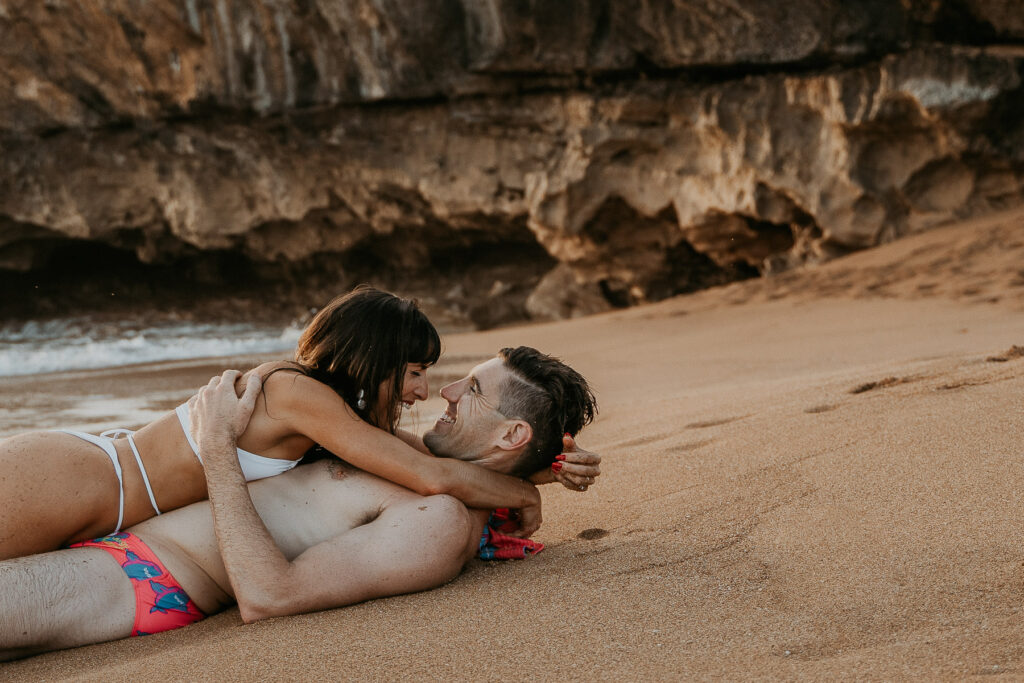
left=0, top=347, right=597, bottom=660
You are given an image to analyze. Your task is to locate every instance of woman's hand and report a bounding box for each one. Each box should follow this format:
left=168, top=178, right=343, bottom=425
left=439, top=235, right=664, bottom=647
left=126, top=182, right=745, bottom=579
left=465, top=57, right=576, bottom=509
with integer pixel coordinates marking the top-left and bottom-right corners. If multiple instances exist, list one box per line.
left=530, top=435, right=602, bottom=492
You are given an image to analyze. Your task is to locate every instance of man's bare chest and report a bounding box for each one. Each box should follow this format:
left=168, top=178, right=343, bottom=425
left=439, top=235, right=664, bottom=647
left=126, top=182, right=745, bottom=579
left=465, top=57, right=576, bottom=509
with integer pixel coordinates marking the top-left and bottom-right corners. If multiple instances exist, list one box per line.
left=248, top=460, right=419, bottom=558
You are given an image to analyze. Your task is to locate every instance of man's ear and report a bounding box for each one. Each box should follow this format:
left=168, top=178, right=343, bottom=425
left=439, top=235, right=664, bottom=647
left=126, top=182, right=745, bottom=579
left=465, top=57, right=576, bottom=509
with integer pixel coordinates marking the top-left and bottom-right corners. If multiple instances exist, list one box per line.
left=497, top=419, right=532, bottom=452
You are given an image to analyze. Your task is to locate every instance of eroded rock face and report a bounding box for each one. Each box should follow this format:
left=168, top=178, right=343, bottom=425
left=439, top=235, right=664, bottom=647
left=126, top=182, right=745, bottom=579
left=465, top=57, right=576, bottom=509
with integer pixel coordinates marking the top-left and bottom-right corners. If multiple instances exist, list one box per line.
left=0, top=0, right=917, bottom=131
left=0, top=1, right=1022, bottom=324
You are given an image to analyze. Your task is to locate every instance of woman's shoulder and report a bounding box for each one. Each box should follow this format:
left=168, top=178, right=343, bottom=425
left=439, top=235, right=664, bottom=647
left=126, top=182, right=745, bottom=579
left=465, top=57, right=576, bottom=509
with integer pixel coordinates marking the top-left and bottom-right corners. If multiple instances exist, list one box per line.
left=255, top=361, right=336, bottom=402
left=253, top=362, right=359, bottom=432
left=251, top=360, right=302, bottom=378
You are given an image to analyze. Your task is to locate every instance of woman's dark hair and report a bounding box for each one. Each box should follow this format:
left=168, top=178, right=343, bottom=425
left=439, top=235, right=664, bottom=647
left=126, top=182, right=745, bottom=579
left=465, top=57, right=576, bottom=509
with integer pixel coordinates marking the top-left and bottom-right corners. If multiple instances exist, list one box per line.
left=292, top=285, right=441, bottom=433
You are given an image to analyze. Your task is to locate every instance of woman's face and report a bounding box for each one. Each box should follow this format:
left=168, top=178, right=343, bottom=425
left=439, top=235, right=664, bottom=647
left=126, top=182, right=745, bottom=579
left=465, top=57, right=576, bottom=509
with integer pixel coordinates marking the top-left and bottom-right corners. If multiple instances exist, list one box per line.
left=374, top=363, right=429, bottom=418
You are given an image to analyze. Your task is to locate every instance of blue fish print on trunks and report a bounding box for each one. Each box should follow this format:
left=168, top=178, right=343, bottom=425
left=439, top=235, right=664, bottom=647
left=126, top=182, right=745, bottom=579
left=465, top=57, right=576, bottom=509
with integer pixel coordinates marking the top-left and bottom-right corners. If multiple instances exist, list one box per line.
left=92, top=532, right=132, bottom=551
left=149, top=580, right=192, bottom=614
left=121, top=550, right=162, bottom=580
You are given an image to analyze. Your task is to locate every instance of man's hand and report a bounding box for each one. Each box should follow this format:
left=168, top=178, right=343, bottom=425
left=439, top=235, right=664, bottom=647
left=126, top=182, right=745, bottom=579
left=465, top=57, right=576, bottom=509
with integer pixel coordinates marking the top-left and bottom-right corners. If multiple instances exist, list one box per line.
left=188, top=370, right=262, bottom=454
left=529, top=435, right=601, bottom=492
left=512, top=483, right=542, bottom=538
left=193, top=370, right=293, bottom=626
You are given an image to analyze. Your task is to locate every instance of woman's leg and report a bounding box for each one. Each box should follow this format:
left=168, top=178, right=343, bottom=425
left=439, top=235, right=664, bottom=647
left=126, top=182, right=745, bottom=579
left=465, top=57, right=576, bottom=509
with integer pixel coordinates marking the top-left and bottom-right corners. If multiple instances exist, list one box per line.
left=0, top=432, right=120, bottom=559
left=0, top=547, right=134, bottom=661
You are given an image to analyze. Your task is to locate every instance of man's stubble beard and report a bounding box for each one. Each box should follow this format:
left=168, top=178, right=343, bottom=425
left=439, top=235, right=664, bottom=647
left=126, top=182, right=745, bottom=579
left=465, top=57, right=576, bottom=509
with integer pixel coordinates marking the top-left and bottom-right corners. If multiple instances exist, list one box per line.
left=423, top=429, right=478, bottom=462
left=423, top=410, right=507, bottom=462
left=423, top=430, right=459, bottom=460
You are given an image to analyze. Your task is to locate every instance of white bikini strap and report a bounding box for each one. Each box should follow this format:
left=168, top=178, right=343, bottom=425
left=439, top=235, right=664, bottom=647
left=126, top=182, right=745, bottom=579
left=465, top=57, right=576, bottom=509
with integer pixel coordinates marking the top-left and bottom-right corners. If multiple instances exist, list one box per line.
left=58, top=429, right=126, bottom=533
left=112, top=456, right=125, bottom=533
left=175, top=403, right=204, bottom=465
left=102, top=429, right=162, bottom=516
left=107, top=438, right=126, bottom=533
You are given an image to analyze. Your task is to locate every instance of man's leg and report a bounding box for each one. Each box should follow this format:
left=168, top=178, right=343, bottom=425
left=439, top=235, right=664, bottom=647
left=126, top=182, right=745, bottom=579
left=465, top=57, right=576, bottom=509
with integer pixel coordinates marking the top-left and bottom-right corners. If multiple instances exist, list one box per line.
left=0, top=547, right=134, bottom=661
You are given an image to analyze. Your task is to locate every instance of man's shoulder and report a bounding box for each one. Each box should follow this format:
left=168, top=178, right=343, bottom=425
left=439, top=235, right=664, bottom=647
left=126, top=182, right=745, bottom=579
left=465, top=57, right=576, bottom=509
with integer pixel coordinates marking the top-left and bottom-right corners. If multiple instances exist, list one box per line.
left=381, top=493, right=485, bottom=565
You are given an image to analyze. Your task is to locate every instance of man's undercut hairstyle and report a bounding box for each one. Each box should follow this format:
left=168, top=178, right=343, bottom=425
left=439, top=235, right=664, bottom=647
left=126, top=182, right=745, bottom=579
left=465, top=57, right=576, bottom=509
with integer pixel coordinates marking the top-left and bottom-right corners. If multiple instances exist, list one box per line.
left=496, top=346, right=597, bottom=477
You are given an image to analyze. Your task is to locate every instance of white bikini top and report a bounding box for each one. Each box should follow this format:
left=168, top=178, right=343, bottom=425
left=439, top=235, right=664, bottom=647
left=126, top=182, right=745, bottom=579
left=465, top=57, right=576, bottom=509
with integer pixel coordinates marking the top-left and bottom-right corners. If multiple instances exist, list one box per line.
left=175, top=404, right=301, bottom=481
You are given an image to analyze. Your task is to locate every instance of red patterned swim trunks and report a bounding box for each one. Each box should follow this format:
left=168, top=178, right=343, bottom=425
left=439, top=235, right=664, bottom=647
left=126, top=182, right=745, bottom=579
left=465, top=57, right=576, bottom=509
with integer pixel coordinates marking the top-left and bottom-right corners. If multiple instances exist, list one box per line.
left=70, top=531, right=205, bottom=636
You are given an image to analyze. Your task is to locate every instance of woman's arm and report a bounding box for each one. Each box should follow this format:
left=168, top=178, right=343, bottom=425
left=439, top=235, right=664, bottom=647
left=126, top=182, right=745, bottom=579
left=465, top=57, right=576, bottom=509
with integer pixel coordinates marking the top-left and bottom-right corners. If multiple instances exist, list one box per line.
left=395, top=429, right=432, bottom=454
left=266, top=373, right=542, bottom=534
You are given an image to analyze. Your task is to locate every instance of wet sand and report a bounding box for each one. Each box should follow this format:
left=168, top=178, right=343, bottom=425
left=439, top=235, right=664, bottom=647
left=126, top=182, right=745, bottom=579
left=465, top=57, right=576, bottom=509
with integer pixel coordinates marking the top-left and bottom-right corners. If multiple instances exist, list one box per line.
left=4, top=208, right=1024, bottom=680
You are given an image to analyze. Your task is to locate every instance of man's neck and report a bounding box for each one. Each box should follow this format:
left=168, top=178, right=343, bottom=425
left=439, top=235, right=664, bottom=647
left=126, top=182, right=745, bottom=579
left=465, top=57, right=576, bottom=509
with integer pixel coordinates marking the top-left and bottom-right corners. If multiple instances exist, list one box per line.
left=464, top=452, right=516, bottom=474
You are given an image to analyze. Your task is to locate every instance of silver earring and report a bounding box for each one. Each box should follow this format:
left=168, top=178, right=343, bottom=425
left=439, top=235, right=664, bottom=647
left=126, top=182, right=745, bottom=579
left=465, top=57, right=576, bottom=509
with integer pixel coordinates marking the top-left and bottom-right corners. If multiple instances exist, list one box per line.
left=356, top=390, right=366, bottom=410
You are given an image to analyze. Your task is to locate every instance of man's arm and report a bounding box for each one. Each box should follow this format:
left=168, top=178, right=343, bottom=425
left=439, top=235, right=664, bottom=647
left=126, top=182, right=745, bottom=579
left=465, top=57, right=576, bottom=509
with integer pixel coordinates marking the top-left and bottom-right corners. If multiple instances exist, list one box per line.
left=192, top=371, right=478, bottom=623
left=232, top=495, right=476, bottom=622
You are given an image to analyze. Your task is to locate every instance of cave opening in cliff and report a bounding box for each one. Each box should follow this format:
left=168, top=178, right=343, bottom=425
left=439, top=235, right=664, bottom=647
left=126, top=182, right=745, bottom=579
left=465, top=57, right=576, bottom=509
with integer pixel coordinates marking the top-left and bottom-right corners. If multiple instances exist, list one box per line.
left=0, top=239, right=301, bottom=323
left=579, top=196, right=763, bottom=307
left=333, top=218, right=560, bottom=329
left=980, top=83, right=1024, bottom=162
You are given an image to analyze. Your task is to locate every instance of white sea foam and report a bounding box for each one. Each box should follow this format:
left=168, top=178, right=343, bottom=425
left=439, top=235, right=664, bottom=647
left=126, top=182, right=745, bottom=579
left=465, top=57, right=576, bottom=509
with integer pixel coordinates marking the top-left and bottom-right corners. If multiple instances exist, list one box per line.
left=0, top=318, right=303, bottom=377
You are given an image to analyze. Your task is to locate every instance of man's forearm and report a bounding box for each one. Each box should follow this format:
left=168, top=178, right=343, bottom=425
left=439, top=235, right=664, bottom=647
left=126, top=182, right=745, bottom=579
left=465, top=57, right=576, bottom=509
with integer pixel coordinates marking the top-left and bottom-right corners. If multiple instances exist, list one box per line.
left=201, top=429, right=293, bottom=615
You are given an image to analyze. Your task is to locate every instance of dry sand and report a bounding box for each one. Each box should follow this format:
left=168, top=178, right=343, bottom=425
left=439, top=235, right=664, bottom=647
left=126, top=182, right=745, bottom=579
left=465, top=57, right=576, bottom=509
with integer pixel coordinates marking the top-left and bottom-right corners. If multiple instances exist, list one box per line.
left=3, top=208, right=1024, bottom=680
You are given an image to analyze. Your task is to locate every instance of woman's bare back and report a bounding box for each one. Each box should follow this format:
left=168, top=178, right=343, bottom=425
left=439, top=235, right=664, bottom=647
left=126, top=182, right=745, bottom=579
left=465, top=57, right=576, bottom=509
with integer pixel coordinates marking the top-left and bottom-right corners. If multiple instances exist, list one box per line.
left=0, top=362, right=317, bottom=559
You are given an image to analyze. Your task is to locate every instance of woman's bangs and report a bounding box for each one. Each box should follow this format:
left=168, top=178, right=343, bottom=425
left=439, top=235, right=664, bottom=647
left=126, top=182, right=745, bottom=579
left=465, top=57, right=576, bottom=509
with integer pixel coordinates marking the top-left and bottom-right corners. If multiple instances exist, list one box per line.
left=408, top=315, right=441, bottom=366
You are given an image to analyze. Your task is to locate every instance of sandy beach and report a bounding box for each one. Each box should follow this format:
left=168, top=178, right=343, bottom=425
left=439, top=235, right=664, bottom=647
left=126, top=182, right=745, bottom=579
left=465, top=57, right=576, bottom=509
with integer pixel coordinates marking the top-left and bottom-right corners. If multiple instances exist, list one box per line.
left=3, top=208, right=1024, bottom=680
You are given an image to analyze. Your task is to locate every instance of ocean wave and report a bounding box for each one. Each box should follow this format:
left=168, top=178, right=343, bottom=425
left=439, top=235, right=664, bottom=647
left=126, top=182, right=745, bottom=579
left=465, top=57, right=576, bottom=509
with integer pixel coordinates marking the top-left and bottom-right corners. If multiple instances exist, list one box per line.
left=0, top=319, right=303, bottom=377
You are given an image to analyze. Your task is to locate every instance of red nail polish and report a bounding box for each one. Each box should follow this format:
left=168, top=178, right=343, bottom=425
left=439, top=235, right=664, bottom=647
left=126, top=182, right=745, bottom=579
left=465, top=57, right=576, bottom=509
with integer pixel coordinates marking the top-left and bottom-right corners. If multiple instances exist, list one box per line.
left=564, top=432, right=571, bottom=438
left=555, top=455, right=566, bottom=461
left=551, top=462, right=563, bottom=472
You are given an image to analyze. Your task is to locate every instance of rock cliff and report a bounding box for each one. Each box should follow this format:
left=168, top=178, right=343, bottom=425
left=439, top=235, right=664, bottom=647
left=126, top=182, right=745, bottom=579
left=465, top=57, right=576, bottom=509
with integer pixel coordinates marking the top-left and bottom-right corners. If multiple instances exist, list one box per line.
left=1, top=1, right=1022, bottom=324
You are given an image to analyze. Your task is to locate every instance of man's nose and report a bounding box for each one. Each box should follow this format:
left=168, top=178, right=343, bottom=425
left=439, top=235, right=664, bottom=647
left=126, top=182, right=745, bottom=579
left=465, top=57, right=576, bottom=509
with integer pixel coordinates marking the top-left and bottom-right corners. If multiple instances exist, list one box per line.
left=439, top=380, right=461, bottom=402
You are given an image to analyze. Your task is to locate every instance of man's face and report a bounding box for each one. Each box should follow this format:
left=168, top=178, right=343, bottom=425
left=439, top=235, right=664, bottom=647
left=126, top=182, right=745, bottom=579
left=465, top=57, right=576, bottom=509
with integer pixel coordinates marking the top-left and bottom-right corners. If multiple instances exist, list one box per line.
left=422, top=357, right=512, bottom=461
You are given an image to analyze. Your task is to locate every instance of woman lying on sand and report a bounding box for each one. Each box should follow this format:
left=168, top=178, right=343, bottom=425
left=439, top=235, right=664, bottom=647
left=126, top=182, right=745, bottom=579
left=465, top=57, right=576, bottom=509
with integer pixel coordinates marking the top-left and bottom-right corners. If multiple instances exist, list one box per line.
left=0, top=286, right=598, bottom=560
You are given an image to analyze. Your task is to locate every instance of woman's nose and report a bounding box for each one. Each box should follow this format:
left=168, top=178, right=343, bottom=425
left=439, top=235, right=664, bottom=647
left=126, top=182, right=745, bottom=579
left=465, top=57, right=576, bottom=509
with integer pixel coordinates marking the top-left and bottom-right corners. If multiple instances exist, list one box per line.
left=413, top=376, right=428, bottom=400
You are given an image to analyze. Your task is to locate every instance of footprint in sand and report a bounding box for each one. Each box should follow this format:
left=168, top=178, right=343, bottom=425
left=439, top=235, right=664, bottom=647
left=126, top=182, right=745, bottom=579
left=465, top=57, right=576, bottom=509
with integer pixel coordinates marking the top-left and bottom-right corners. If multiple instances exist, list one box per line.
left=936, top=379, right=988, bottom=391
left=577, top=528, right=609, bottom=540
left=804, top=404, right=837, bottom=414
left=986, top=345, right=1024, bottom=362
left=616, top=431, right=674, bottom=449
left=685, top=415, right=746, bottom=429
left=673, top=438, right=715, bottom=452
left=848, top=376, right=917, bottom=394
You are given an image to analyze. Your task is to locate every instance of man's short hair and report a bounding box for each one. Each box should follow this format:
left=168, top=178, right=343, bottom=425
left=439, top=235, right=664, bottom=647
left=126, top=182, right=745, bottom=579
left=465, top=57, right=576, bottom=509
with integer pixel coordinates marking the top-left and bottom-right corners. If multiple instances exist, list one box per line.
left=496, top=346, right=597, bottom=477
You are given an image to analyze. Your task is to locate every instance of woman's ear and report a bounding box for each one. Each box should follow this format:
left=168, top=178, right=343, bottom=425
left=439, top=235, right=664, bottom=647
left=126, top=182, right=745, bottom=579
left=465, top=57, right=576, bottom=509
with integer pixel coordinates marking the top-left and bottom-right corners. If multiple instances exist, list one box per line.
left=497, top=420, right=532, bottom=452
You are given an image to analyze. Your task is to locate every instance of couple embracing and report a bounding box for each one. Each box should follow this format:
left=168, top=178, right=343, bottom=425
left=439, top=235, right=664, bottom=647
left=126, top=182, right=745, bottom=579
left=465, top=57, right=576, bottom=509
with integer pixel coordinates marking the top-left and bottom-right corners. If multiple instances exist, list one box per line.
left=0, top=287, right=600, bottom=660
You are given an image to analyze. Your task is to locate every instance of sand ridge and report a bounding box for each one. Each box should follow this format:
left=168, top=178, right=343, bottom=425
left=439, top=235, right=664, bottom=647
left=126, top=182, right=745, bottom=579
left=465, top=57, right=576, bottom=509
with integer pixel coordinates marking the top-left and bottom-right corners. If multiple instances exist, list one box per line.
left=4, top=209, right=1024, bottom=680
